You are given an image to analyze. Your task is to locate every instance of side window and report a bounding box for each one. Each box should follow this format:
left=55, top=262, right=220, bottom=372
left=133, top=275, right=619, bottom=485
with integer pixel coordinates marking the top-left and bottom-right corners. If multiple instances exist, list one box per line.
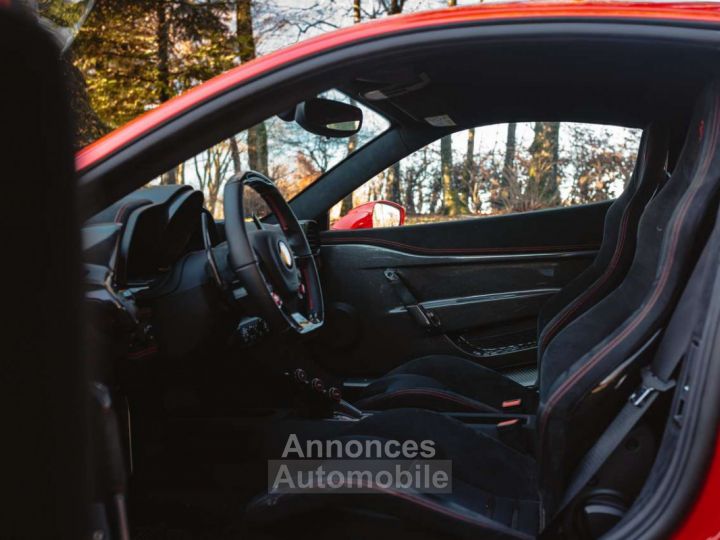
left=151, top=90, right=389, bottom=219
left=331, top=122, right=641, bottom=228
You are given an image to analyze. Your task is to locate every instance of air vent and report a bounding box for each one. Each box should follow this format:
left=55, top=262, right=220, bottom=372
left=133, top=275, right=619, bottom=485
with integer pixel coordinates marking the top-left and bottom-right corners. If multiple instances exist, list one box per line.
left=301, top=220, right=321, bottom=255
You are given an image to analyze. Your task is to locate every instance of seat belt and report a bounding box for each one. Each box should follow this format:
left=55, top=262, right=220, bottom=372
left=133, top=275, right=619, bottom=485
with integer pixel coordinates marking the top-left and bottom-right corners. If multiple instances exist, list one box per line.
left=554, top=361, right=680, bottom=517
left=550, top=237, right=717, bottom=524
left=384, top=269, right=442, bottom=331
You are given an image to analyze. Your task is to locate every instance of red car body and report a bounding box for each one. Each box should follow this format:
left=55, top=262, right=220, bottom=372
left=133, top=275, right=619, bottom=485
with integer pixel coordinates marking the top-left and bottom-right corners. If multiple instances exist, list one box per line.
left=72, top=2, right=720, bottom=538
left=332, top=200, right=407, bottom=230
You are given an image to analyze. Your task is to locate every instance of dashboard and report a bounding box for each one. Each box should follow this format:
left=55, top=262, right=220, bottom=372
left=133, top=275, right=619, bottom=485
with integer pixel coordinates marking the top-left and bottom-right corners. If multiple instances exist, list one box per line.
left=82, top=183, right=322, bottom=360
left=83, top=185, right=206, bottom=286
left=82, top=184, right=230, bottom=360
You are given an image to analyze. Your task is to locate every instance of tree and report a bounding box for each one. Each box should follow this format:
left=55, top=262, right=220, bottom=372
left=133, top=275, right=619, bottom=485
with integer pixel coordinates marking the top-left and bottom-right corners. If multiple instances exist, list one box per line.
left=403, top=166, right=418, bottom=215
left=567, top=125, right=639, bottom=204
left=156, top=1, right=171, bottom=104
left=271, top=116, right=347, bottom=176
left=385, top=0, right=405, bottom=15
left=470, top=147, right=504, bottom=212
left=494, top=122, right=517, bottom=210
left=461, top=128, right=475, bottom=210
left=39, top=1, right=110, bottom=146
left=237, top=0, right=268, bottom=176
left=339, top=0, right=362, bottom=216
left=527, top=121, right=561, bottom=209
left=72, top=0, right=233, bottom=132
left=402, top=145, right=433, bottom=215
left=492, top=121, right=563, bottom=213
left=437, top=0, right=462, bottom=216
left=191, top=141, right=233, bottom=217
left=385, top=162, right=402, bottom=202
left=339, top=128, right=358, bottom=215
left=440, top=135, right=456, bottom=215
left=62, top=55, right=109, bottom=148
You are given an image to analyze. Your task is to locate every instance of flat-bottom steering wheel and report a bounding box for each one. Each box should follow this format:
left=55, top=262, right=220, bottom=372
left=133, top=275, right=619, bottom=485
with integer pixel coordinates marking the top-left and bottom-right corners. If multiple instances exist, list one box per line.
left=223, top=171, right=323, bottom=334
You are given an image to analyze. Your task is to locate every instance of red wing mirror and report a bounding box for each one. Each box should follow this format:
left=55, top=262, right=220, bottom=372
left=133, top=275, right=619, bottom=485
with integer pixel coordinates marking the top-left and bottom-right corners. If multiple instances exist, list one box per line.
left=332, top=200, right=406, bottom=230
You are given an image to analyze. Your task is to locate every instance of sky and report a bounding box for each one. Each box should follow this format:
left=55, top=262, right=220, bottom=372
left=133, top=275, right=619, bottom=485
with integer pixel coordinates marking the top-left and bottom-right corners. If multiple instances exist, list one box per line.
left=255, top=0, right=507, bottom=57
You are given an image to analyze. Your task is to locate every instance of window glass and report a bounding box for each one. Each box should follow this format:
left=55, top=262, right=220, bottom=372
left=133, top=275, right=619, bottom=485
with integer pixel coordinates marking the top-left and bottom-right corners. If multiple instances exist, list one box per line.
left=330, top=122, right=642, bottom=226
left=152, top=90, right=389, bottom=218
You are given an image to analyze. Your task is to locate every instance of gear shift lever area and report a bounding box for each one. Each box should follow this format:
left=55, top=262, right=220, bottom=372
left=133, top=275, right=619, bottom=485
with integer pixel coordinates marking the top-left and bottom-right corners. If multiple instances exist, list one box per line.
left=286, top=368, right=364, bottom=420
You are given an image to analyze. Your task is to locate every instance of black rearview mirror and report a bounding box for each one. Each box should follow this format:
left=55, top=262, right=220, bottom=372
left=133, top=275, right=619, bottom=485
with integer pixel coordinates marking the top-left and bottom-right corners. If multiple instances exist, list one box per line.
left=293, top=97, right=362, bottom=138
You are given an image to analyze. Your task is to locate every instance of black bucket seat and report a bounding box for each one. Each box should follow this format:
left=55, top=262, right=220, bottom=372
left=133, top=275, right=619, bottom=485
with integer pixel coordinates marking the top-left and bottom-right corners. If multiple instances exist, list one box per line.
left=355, top=122, right=670, bottom=414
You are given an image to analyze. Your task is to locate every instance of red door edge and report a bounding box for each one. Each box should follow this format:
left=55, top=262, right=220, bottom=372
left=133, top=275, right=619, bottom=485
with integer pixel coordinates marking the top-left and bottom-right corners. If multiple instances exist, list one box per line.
left=674, top=424, right=720, bottom=539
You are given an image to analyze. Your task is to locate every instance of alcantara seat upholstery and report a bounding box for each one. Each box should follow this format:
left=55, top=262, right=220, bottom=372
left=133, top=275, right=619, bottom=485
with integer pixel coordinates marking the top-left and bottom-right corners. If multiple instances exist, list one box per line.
left=355, top=123, right=670, bottom=414
left=246, top=81, right=720, bottom=538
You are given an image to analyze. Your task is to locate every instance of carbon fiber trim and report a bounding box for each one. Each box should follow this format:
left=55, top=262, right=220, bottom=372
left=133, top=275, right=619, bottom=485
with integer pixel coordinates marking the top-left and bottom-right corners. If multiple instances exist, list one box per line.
left=501, top=365, right=538, bottom=387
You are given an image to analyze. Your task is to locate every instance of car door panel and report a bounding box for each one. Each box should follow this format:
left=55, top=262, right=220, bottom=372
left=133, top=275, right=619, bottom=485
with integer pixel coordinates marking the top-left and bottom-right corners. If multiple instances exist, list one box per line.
left=311, top=202, right=609, bottom=378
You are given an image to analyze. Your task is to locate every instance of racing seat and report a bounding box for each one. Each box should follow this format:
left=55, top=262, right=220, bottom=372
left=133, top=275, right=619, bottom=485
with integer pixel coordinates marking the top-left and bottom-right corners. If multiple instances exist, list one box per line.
left=246, top=81, right=720, bottom=539
left=355, top=122, right=670, bottom=413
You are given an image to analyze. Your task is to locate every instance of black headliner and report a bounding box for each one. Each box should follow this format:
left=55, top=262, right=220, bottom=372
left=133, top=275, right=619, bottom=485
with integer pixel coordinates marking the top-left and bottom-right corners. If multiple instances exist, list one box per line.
left=341, top=38, right=710, bottom=131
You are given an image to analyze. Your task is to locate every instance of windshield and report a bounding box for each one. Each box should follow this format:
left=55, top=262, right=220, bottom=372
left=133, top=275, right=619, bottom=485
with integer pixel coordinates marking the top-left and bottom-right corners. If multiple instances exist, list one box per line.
left=151, top=91, right=389, bottom=219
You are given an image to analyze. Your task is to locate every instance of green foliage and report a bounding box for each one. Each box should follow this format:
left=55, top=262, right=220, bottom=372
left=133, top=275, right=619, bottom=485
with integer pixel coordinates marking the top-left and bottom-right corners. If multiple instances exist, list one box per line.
left=39, top=0, right=88, bottom=29
left=72, top=0, right=235, bottom=132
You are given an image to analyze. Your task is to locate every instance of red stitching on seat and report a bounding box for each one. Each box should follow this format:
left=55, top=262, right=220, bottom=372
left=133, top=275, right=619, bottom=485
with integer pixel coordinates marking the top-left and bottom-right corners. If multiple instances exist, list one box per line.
left=358, top=388, right=498, bottom=412
left=540, top=197, right=634, bottom=348
left=539, top=96, right=720, bottom=440
left=540, top=137, right=656, bottom=349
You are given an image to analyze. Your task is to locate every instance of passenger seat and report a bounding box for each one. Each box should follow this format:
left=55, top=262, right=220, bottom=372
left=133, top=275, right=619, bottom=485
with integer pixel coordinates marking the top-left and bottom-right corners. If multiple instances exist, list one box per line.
left=355, top=123, right=669, bottom=413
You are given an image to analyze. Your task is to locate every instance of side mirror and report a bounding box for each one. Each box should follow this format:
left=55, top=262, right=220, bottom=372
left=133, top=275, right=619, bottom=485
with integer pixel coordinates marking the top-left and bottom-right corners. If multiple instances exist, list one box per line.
left=332, top=201, right=406, bottom=230
left=293, top=97, right=362, bottom=138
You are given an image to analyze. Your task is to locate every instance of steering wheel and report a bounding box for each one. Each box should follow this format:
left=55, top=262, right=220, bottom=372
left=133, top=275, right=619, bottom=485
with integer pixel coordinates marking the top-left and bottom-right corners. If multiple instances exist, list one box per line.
left=223, top=171, right=323, bottom=334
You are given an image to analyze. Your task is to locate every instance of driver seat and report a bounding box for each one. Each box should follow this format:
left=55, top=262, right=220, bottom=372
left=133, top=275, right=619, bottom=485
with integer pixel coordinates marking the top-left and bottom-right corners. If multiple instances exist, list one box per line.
left=354, top=122, right=670, bottom=414
left=245, top=80, right=720, bottom=540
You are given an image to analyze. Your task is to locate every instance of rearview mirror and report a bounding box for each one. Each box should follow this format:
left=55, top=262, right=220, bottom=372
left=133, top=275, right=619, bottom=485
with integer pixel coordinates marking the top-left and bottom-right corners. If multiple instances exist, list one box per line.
left=293, top=97, right=362, bottom=138
left=332, top=201, right=406, bottom=230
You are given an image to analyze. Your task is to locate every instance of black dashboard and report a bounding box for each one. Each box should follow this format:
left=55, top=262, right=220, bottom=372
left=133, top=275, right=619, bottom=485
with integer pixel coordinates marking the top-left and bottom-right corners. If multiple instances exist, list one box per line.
left=82, top=183, right=322, bottom=360
left=82, top=184, right=232, bottom=361
left=84, top=185, right=206, bottom=286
